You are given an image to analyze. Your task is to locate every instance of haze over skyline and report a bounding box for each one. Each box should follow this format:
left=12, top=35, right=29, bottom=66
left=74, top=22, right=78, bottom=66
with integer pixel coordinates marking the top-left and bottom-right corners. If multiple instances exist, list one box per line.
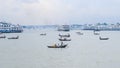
left=0, top=0, right=120, bottom=25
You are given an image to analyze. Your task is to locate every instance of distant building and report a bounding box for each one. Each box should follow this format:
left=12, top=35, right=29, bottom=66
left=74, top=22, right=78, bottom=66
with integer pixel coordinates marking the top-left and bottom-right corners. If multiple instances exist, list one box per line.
left=57, top=25, right=70, bottom=31
left=0, top=22, right=23, bottom=33
left=83, top=23, right=120, bottom=31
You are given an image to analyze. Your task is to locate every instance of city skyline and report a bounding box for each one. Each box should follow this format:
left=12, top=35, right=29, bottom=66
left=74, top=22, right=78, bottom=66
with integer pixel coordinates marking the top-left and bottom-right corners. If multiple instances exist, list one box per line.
left=0, top=0, right=120, bottom=25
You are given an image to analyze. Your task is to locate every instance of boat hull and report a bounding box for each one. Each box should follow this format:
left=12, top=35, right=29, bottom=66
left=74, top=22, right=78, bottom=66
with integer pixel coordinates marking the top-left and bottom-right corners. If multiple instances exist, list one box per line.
left=59, top=38, right=71, bottom=41
left=59, top=34, right=70, bottom=37
left=8, top=36, right=19, bottom=39
left=48, top=45, right=67, bottom=48
left=0, top=30, right=23, bottom=33
left=0, top=36, right=6, bottom=38
left=99, top=37, right=109, bottom=40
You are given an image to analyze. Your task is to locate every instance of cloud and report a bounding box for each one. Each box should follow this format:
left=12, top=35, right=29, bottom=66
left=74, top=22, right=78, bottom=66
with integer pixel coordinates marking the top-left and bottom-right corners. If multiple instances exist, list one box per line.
left=17, top=0, right=39, bottom=3
left=0, top=0, right=120, bottom=25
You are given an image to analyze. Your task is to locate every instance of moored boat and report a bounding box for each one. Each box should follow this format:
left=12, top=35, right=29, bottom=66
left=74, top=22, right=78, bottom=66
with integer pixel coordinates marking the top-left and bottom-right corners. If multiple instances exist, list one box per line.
left=57, top=25, right=70, bottom=31
left=0, top=22, right=23, bottom=33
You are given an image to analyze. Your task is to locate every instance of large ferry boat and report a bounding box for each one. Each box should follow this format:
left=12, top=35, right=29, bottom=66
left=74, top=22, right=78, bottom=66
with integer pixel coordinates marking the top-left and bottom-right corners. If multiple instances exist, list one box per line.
left=0, top=22, right=23, bottom=33
left=57, top=25, right=70, bottom=31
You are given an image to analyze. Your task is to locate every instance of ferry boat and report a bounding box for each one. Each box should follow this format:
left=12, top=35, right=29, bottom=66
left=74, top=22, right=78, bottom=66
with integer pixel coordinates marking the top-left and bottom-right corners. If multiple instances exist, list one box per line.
left=0, top=22, right=23, bottom=33
left=57, top=25, right=70, bottom=31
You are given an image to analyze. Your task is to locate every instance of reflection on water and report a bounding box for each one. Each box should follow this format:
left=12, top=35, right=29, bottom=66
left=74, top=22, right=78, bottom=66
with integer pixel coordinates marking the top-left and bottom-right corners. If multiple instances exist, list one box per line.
left=0, top=30, right=120, bottom=68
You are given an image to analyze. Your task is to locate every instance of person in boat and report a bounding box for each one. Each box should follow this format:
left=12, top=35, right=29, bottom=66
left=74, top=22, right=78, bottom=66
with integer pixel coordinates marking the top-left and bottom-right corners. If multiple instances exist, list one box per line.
left=54, top=44, right=56, bottom=46
left=61, top=42, right=63, bottom=46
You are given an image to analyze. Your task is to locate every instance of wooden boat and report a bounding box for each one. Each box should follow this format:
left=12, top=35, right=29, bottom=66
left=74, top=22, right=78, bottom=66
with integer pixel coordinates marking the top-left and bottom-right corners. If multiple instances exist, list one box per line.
left=40, top=33, right=46, bottom=36
left=59, top=38, right=71, bottom=41
left=8, top=36, right=19, bottom=39
left=99, top=36, right=109, bottom=40
left=59, top=33, right=70, bottom=37
left=48, top=45, right=67, bottom=48
left=48, top=42, right=67, bottom=48
left=0, top=35, right=6, bottom=38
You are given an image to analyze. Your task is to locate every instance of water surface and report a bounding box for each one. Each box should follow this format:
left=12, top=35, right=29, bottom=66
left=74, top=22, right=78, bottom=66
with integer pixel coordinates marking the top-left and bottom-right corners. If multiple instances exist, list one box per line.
left=0, top=30, right=120, bottom=68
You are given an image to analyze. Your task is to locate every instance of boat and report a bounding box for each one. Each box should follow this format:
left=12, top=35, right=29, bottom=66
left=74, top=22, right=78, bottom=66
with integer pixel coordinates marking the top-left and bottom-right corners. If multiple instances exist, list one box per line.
left=48, top=42, right=67, bottom=48
left=76, top=32, right=83, bottom=35
left=59, top=33, right=70, bottom=37
left=94, top=30, right=100, bottom=35
left=0, top=22, right=23, bottom=33
left=8, top=36, right=19, bottom=39
left=57, top=25, right=70, bottom=31
left=0, top=35, right=6, bottom=38
left=94, top=33, right=99, bottom=35
left=40, top=33, right=46, bottom=36
left=99, top=36, right=109, bottom=40
left=59, top=38, right=71, bottom=41
left=0, top=32, right=2, bottom=34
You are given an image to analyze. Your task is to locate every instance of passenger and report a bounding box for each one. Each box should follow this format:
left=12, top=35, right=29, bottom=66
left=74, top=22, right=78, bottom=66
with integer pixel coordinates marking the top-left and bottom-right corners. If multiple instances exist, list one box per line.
left=54, top=44, right=57, bottom=47
left=61, top=42, right=63, bottom=46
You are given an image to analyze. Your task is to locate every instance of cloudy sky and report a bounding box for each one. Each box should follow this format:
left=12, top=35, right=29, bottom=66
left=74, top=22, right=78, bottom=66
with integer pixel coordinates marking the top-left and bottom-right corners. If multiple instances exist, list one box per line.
left=0, top=0, right=120, bottom=25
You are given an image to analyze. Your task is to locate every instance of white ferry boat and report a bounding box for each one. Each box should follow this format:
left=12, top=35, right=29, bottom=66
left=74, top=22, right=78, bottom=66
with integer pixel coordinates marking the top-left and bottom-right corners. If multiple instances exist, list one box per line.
left=57, top=25, right=70, bottom=31
left=0, top=22, right=23, bottom=33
